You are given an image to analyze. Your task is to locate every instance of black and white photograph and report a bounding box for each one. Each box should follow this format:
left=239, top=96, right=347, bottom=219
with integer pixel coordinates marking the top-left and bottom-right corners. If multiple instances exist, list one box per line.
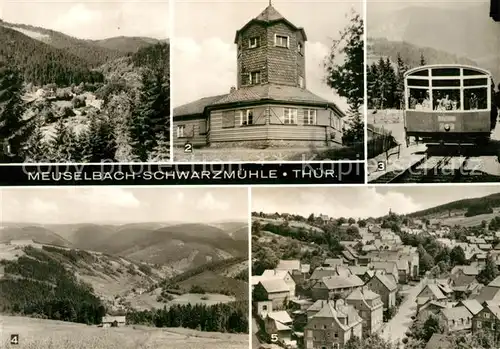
left=0, top=187, right=249, bottom=348
left=251, top=185, right=500, bottom=349
left=0, top=1, right=170, bottom=163
left=366, top=0, right=500, bottom=183
left=172, top=0, right=363, bottom=162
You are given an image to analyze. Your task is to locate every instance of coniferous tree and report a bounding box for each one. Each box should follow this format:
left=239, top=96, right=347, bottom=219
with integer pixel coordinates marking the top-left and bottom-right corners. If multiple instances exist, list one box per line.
left=129, top=68, right=170, bottom=161
left=81, top=112, right=117, bottom=162
left=420, top=52, right=427, bottom=66
left=0, top=62, right=32, bottom=162
left=49, top=119, right=75, bottom=162
left=477, top=255, right=499, bottom=285
left=325, top=11, right=363, bottom=146
left=24, top=116, right=49, bottom=162
left=395, top=53, right=408, bottom=109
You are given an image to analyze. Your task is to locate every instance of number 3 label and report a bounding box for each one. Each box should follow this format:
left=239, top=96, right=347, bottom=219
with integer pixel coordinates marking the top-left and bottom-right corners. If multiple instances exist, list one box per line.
left=377, top=161, right=386, bottom=171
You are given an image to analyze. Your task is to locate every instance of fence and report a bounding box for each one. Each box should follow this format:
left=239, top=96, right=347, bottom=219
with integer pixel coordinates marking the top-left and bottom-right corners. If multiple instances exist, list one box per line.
left=367, top=124, right=400, bottom=159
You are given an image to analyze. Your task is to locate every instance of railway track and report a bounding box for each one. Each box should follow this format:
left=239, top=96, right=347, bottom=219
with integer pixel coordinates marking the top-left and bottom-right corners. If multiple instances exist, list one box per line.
left=371, top=155, right=500, bottom=183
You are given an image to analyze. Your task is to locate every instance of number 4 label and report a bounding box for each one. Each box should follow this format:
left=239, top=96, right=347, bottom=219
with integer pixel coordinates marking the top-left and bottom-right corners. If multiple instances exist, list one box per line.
left=10, top=334, right=19, bottom=345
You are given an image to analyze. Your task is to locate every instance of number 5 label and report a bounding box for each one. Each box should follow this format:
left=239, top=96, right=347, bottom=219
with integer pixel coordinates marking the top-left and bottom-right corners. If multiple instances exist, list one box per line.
left=271, top=334, right=278, bottom=342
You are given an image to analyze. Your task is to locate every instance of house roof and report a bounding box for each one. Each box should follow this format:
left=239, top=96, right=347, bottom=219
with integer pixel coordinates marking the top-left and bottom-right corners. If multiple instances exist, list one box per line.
left=310, top=267, right=337, bottom=280
left=420, top=284, right=447, bottom=300
left=458, top=300, right=483, bottom=315
left=425, top=333, right=452, bottom=349
left=311, top=300, right=362, bottom=329
left=482, top=302, right=500, bottom=319
left=301, top=264, right=311, bottom=273
left=234, top=5, right=307, bottom=43
left=474, top=286, right=500, bottom=303
left=370, top=273, right=397, bottom=292
left=261, top=269, right=291, bottom=280
left=450, top=265, right=480, bottom=276
left=259, top=279, right=289, bottom=293
left=307, top=299, right=330, bottom=312
left=277, top=259, right=301, bottom=271
left=348, top=266, right=369, bottom=276
left=489, top=276, right=500, bottom=287
left=370, top=261, right=397, bottom=273
left=342, top=250, right=356, bottom=261
left=324, top=258, right=344, bottom=266
left=267, top=311, right=293, bottom=324
left=440, top=306, right=472, bottom=321
left=321, top=274, right=364, bottom=290
left=346, top=288, right=382, bottom=303
left=173, top=94, right=227, bottom=118
left=211, top=84, right=341, bottom=113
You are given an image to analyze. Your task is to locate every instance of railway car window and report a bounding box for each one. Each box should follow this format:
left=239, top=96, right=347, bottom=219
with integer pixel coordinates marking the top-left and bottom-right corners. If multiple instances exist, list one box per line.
left=464, top=78, right=488, bottom=87
left=432, top=68, right=461, bottom=76
left=433, top=90, right=461, bottom=111
left=409, top=70, right=429, bottom=76
left=407, top=79, right=429, bottom=87
left=463, top=69, right=485, bottom=76
left=408, top=88, right=431, bottom=110
left=464, top=88, right=488, bottom=110
left=432, top=79, right=461, bottom=87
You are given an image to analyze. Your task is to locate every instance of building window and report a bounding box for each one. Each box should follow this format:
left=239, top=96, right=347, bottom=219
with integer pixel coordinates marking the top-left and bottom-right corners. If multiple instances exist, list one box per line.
left=283, top=108, right=297, bottom=124
left=304, top=109, right=316, bottom=125
left=477, top=321, right=482, bottom=328
left=249, top=71, right=261, bottom=85
left=275, top=34, right=289, bottom=48
left=485, top=313, right=490, bottom=318
left=299, top=76, right=304, bottom=88
left=323, top=325, right=327, bottom=329
left=334, top=332, right=338, bottom=338
left=262, top=305, right=267, bottom=311
left=237, top=109, right=254, bottom=126
left=176, top=125, right=185, bottom=138
left=249, top=36, right=260, bottom=48
left=298, top=42, right=303, bottom=54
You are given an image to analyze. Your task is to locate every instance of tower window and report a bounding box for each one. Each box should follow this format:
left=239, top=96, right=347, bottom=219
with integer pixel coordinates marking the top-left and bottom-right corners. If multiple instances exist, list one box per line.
left=298, top=42, right=303, bottom=54
left=249, top=71, right=261, bottom=85
left=275, top=35, right=289, bottom=48
left=299, top=76, right=304, bottom=88
left=249, top=37, right=260, bottom=48
left=176, top=125, right=185, bottom=138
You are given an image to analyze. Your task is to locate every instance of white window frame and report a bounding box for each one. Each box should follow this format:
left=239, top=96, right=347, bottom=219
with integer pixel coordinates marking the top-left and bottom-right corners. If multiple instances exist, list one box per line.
left=299, top=76, right=304, bottom=88
left=304, top=109, right=316, bottom=125
left=237, top=109, right=254, bottom=126
left=477, top=320, right=482, bottom=328
left=274, top=34, right=289, bottom=48
left=283, top=108, right=298, bottom=125
left=176, top=125, right=185, bottom=138
left=249, top=71, right=261, bottom=85
left=249, top=37, right=259, bottom=49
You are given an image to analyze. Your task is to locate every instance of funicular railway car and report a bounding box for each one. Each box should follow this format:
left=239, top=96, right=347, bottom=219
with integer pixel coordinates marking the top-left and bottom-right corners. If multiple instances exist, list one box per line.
left=404, top=64, right=496, bottom=146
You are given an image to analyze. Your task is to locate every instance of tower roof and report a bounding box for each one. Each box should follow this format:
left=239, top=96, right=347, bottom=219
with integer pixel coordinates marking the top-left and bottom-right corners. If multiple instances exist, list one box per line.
left=234, top=4, right=307, bottom=43
left=255, top=5, right=285, bottom=22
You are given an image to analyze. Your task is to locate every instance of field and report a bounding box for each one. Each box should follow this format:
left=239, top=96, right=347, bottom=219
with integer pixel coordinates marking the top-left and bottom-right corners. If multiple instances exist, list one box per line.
left=254, top=217, right=324, bottom=233
left=170, top=293, right=236, bottom=306
left=0, top=316, right=249, bottom=349
left=434, top=209, right=500, bottom=227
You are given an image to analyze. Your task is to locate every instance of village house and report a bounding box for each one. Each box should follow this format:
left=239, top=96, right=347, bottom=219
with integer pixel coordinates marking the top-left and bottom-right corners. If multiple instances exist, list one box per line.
left=417, top=300, right=448, bottom=322
left=255, top=279, right=290, bottom=309
left=101, top=315, right=126, bottom=328
left=474, top=276, right=500, bottom=303
left=304, top=300, right=362, bottom=349
left=260, top=269, right=296, bottom=298
left=345, top=287, right=384, bottom=337
left=449, top=266, right=480, bottom=299
left=311, top=275, right=364, bottom=301
left=173, top=4, right=345, bottom=149
left=276, top=259, right=309, bottom=284
left=472, top=301, right=500, bottom=334
left=365, top=274, right=397, bottom=310
left=425, top=333, right=452, bottom=349
left=323, top=258, right=344, bottom=268
left=256, top=300, right=274, bottom=317
left=416, top=284, right=448, bottom=311
left=438, top=306, right=473, bottom=333
left=369, top=261, right=399, bottom=284
left=264, top=310, right=295, bottom=347
left=457, top=299, right=483, bottom=317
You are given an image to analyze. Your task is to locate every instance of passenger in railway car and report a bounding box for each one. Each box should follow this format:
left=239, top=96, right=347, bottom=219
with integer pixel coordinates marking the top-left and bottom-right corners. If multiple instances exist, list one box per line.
left=422, top=91, right=431, bottom=110
left=495, top=83, right=500, bottom=112
left=451, top=100, right=458, bottom=110
left=469, top=92, right=479, bottom=110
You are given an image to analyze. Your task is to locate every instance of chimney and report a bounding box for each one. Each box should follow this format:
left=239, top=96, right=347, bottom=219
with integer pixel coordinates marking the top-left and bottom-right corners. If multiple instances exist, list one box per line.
left=230, top=86, right=236, bottom=93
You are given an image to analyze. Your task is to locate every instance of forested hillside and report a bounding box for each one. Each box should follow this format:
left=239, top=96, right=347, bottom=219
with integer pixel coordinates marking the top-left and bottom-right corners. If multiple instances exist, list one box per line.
left=0, top=20, right=170, bottom=163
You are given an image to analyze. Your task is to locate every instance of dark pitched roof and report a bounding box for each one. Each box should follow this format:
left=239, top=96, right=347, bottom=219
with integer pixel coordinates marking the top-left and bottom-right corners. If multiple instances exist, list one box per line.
left=425, top=334, right=452, bottom=349
left=173, top=94, right=227, bottom=118
left=235, top=5, right=307, bottom=42
left=212, top=84, right=339, bottom=110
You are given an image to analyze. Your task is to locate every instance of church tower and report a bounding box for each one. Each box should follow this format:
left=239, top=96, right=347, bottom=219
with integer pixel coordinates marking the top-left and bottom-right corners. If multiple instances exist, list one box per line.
left=234, top=4, right=307, bottom=89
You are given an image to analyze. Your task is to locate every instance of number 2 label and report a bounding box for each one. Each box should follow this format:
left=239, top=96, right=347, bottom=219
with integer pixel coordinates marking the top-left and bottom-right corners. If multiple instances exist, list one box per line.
left=184, top=142, right=193, bottom=154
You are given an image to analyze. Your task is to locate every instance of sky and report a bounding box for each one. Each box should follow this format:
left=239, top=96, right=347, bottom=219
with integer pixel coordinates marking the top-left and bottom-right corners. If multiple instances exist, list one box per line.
left=0, top=187, right=248, bottom=224
left=172, top=0, right=362, bottom=109
left=251, top=186, right=500, bottom=219
left=2, top=0, right=169, bottom=40
left=368, top=0, right=488, bottom=15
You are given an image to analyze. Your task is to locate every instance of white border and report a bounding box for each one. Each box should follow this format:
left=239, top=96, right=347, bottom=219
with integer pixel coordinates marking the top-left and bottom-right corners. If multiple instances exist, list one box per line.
left=247, top=185, right=253, bottom=349
left=169, top=0, right=175, bottom=163
left=363, top=0, right=368, bottom=184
